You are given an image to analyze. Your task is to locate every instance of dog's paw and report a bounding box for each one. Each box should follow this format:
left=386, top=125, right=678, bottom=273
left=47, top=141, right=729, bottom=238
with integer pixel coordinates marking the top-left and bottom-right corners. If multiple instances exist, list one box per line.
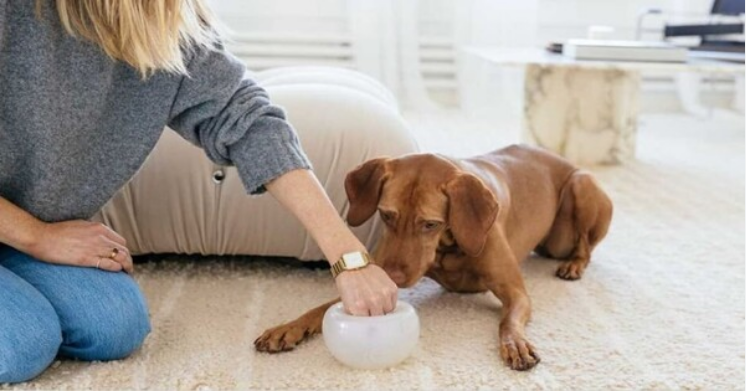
left=499, top=333, right=540, bottom=371
left=254, top=320, right=319, bottom=353
left=556, top=260, right=586, bottom=280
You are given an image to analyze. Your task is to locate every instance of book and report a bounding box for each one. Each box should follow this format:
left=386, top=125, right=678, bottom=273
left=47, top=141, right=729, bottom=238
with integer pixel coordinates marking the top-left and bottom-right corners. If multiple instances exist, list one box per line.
left=563, top=39, right=688, bottom=62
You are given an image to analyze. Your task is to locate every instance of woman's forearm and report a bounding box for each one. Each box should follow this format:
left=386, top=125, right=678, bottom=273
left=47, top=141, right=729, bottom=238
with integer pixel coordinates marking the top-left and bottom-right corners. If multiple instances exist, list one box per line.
left=0, top=196, right=44, bottom=252
left=265, top=169, right=366, bottom=265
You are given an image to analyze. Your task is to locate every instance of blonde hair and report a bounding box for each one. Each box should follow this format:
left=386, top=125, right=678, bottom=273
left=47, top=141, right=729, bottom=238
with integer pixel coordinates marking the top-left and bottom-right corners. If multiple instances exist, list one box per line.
left=38, top=0, right=220, bottom=77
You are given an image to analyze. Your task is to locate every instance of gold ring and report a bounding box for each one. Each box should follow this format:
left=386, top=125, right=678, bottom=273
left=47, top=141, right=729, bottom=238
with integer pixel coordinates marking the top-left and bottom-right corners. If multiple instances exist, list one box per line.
left=109, top=248, right=119, bottom=259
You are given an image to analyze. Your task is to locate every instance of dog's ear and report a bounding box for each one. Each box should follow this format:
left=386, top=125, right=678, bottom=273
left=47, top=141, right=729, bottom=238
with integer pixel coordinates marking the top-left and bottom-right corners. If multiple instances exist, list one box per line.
left=444, top=173, right=499, bottom=257
left=345, top=158, right=389, bottom=227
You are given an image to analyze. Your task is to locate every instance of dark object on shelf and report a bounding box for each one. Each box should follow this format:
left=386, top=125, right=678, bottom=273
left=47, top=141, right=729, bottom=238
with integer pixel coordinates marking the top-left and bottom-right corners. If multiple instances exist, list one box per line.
left=664, top=23, right=744, bottom=39
left=545, top=42, right=563, bottom=54
left=664, top=0, right=744, bottom=61
left=689, top=41, right=744, bottom=53
left=711, top=0, right=744, bottom=16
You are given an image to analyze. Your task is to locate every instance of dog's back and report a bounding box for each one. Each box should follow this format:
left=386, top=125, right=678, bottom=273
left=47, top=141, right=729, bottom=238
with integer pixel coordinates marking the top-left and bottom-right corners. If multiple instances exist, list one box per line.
left=458, top=144, right=580, bottom=261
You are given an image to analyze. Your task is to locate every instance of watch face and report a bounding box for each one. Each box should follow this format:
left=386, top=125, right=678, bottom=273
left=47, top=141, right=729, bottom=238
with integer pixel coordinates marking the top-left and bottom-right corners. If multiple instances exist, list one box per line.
left=343, top=252, right=367, bottom=269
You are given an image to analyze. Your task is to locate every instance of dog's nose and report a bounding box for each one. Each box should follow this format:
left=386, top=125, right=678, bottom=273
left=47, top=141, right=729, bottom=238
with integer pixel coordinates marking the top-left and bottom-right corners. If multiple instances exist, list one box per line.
left=384, top=267, right=407, bottom=286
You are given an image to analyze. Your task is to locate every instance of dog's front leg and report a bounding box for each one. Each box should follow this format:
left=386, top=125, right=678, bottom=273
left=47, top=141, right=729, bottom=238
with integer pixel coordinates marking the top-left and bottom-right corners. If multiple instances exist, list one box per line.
left=254, top=298, right=338, bottom=353
left=480, top=231, right=540, bottom=371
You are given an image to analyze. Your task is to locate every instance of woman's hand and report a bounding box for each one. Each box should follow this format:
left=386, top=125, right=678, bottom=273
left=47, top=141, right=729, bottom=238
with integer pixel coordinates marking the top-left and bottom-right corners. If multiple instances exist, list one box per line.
left=27, top=220, right=133, bottom=273
left=334, top=263, right=398, bottom=316
left=265, top=169, right=399, bottom=316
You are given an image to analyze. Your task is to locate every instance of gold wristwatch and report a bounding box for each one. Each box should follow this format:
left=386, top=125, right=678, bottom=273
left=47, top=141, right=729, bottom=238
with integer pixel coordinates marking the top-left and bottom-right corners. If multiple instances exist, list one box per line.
left=331, top=251, right=371, bottom=278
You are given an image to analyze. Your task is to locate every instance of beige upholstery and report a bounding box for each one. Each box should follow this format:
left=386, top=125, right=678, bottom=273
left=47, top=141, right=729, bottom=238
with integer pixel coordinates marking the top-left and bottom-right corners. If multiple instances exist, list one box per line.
left=93, top=68, right=418, bottom=260
left=254, top=66, right=398, bottom=109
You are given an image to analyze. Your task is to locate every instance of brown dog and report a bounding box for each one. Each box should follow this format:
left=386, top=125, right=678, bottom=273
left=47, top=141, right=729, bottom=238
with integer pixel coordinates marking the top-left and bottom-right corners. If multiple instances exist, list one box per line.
left=255, top=144, right=613, bottom=370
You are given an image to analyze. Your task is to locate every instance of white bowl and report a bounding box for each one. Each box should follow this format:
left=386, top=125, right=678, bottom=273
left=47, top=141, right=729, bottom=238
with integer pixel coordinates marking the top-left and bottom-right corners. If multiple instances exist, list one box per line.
left=322, top=301, right=420, bottom=370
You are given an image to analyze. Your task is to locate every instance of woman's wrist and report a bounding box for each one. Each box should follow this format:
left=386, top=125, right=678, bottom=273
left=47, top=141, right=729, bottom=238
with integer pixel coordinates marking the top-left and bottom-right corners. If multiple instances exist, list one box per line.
left=317, top=225, right=368, bottom=267
left=15, top=221, right=44, bottom=255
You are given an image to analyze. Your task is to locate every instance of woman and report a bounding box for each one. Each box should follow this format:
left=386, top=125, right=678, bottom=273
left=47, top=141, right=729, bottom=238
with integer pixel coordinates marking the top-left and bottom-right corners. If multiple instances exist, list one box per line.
left=0, top=0, right=398, bottom=383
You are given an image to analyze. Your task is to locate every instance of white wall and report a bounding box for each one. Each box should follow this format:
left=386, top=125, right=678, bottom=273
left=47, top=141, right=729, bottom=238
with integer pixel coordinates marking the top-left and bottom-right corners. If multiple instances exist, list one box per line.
left=208, top=0, right=740, bottom=112
left=210, top=0, right=349, bottom=34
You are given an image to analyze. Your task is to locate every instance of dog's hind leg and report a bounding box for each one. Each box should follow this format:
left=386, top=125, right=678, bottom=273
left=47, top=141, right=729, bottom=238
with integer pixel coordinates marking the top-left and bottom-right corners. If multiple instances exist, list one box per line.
left=550, top=171, right=613, bottom=280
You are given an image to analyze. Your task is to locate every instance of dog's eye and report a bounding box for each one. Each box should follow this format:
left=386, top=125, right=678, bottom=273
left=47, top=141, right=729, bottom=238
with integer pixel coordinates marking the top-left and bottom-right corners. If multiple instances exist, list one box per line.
left=379, top=210, right=395, bottom=223
left=423, top=221, right=442, bottom=231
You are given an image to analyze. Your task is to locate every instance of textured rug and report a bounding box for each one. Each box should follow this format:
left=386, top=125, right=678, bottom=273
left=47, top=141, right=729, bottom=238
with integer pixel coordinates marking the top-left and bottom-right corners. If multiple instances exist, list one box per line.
left=4, top=113, right=744, bottom=390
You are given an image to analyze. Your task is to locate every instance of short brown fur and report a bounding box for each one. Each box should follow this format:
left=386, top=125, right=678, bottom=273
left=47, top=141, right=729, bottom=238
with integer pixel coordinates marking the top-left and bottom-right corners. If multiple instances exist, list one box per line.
left=255, top=144, right=613, bottom=370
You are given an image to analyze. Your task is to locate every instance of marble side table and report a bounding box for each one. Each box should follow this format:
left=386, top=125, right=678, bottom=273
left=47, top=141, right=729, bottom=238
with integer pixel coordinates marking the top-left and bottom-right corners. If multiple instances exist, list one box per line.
left=460, top=47, right=744, bottom=165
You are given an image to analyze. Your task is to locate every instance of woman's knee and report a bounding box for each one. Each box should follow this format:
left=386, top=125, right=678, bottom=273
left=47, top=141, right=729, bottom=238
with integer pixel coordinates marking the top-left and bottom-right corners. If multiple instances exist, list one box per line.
left=0, top=320, right=62, bottom=383
left=0, top=269, right=62, bottom=383
left=59, top=273, right=151, bottom=361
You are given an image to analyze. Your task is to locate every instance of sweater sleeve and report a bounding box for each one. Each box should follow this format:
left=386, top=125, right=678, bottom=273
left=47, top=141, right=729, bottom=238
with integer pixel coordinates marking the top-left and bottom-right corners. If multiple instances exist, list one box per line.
left=167, top=46, right=312, bottom=195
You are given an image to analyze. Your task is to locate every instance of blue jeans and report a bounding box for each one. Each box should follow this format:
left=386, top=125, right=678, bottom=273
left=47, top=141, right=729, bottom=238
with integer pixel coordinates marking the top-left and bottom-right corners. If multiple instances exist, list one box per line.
left=0, top=245, right=151, bottom=383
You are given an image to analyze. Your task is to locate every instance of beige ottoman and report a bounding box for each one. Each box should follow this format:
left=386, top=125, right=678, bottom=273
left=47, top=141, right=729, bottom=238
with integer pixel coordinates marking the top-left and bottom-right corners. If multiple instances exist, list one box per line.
left=93, top=68, right=418, bottom=261
left=254, top=66, right=398, bottom=109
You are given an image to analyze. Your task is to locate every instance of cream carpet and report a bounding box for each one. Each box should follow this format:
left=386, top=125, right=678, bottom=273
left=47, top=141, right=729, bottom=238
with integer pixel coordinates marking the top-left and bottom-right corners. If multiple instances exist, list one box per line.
left=5, top=112, right=744, bottom=390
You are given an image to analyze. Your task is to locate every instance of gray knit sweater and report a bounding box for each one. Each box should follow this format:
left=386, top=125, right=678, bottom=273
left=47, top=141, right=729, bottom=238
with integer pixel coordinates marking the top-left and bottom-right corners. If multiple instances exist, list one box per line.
left=0, top=1, right=311, bottom=223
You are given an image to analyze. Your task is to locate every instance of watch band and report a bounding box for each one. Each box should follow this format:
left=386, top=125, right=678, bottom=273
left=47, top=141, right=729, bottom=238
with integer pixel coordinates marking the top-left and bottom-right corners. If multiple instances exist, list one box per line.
left=331, top=251, right=371, bottom=278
